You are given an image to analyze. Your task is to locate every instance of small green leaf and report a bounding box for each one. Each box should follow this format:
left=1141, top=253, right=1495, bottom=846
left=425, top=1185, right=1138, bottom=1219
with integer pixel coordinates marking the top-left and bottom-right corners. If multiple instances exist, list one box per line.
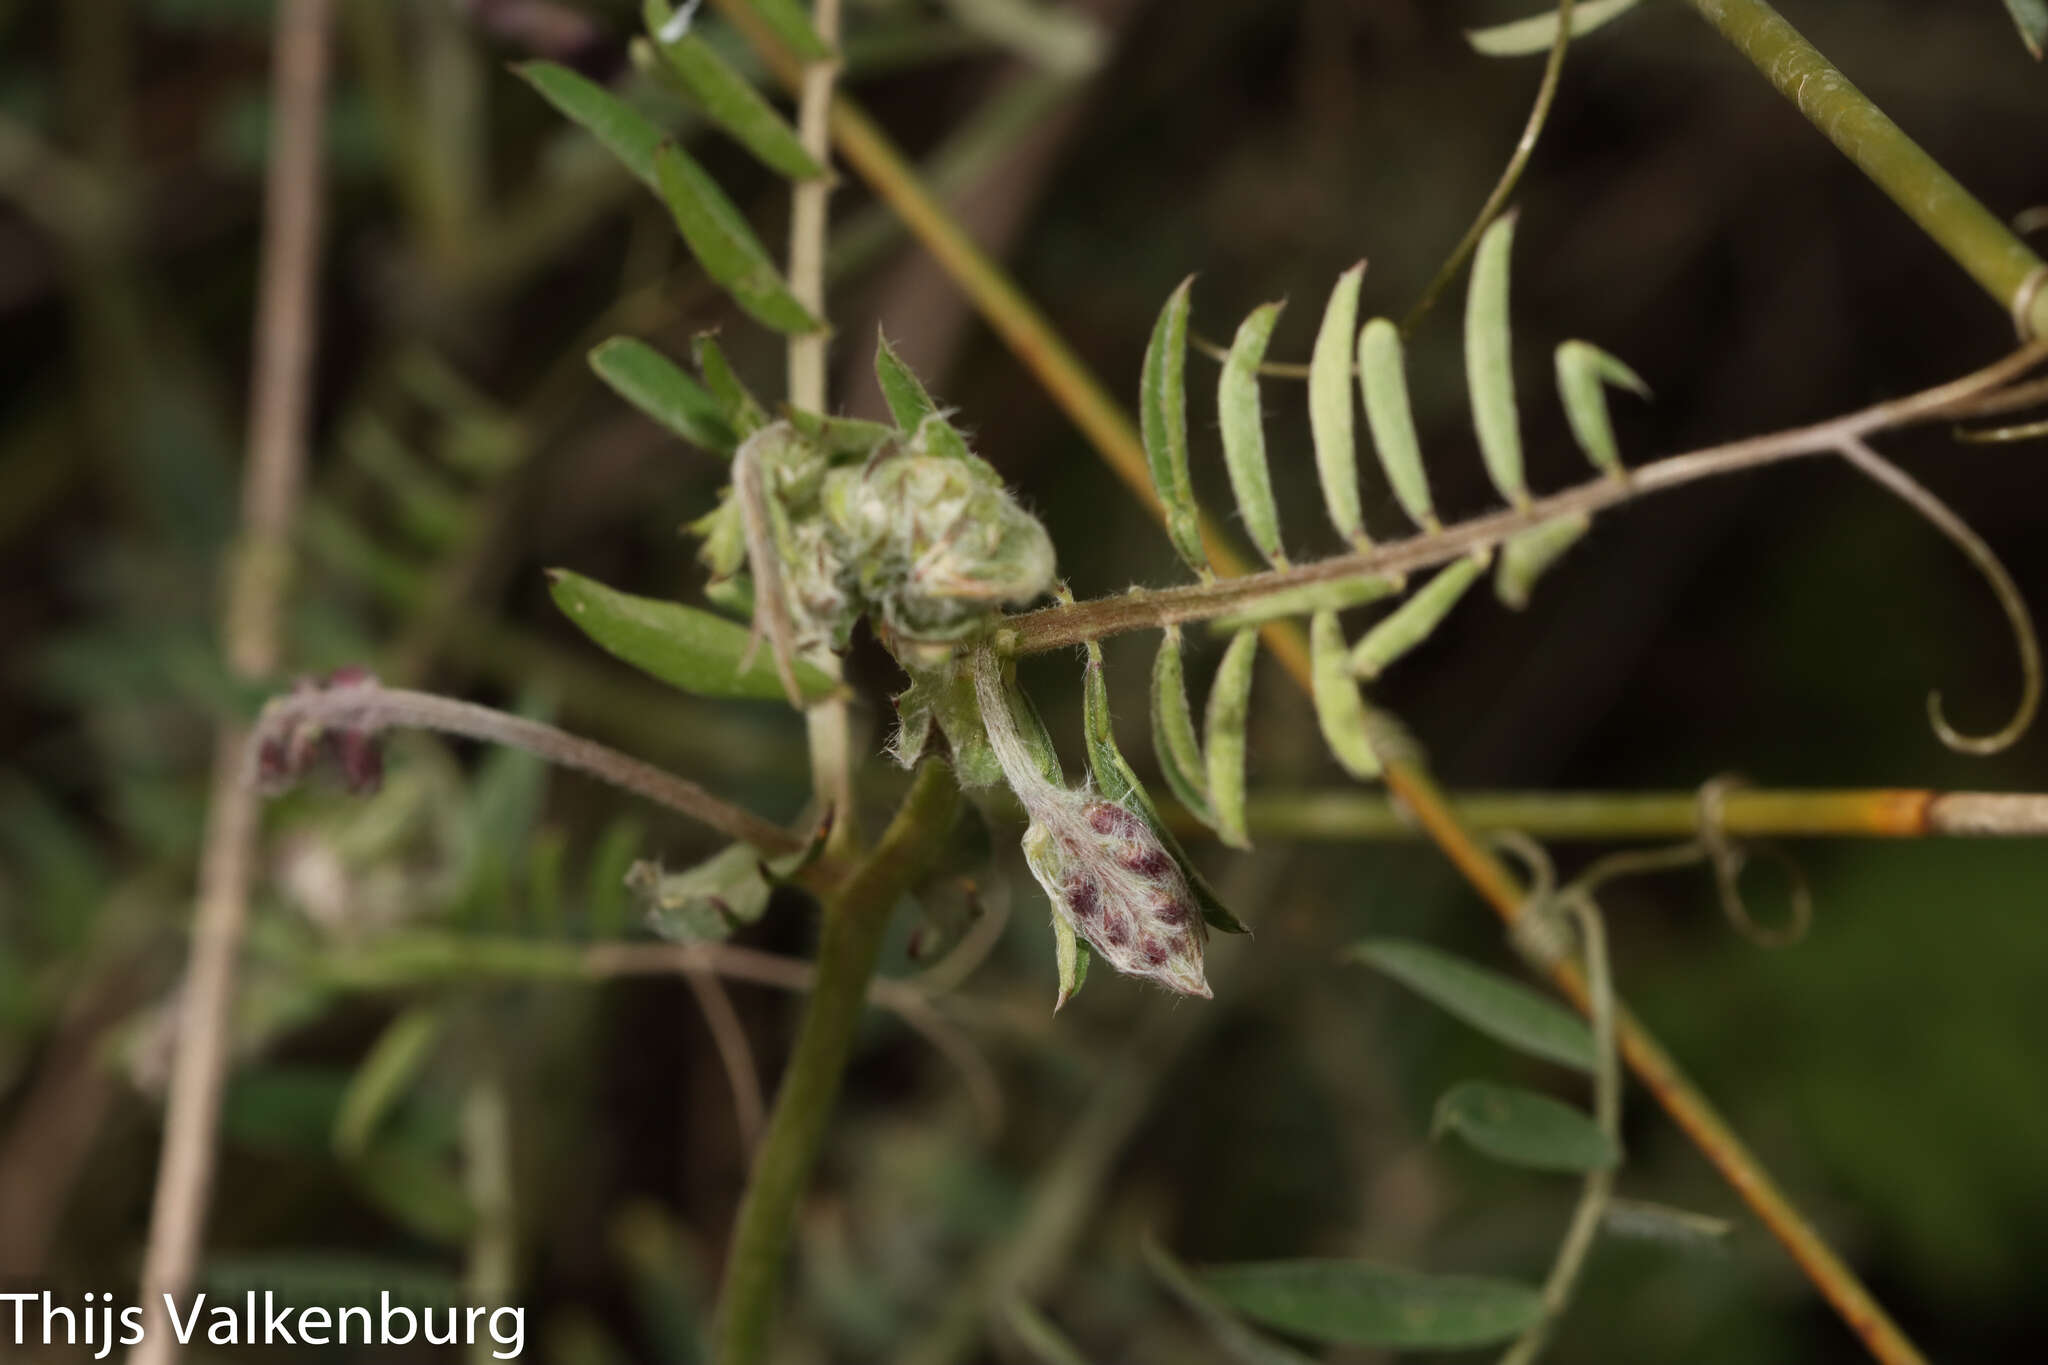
left=1219, top=302, right=1288, bottom=567
left=1347, top=938, right=1596, bottom=1071
left=1310, top=264, right=1370, bottom=547
left=1140, top=277, right=1209, bottom=576
left=1466, top=0, right=1645, bottom=56
left=548, top=568, right=835, bottom=700
left=1602, top=1197, right=1734, bottom=1251
left=1349, top=554, right=1484, bottom=680
left=1433, top=1080, right=1620, bottom=1172
left=514, top=61, right=662, bottom=189
left=1310, top=609, right=1381, bottom=780
left=590, top=337, right=737, bottom=455
left=873, top=334, right=973, bottom=460
left=626, top=843, right=772, bottom=942
left=1357, top=318, right=1437, bottom=531
left=1203, top=627, right=1259, bottom=848
left=2005, top=0, right=2048, bottom=57
left=1495, top=512, right=1590, bottom=611
left=692, top=334, right=768, bottom=436
left=741, top=0, right=832, bottom=60
left=1150, top=626, right=1215, bottom=828
left=1208, top=572, right=1403, bottom=633
left=1084, top=642, right=1250, bottom=934
left=654, top=141, right=821, bottom=335
left=1466, top=213, right=1525, bottom=507
left=333, top=1007, right=443, bottom=1162
left=643, top=1, right=821, bottom=179
left=1142, top=1236, right=1319, bottom=1365
left=1554, top=340, right=1649, bottom=479
left=1052, top=913, right=1090, bottom=1011
left=1198, top=1260, right=1545, bottom=1349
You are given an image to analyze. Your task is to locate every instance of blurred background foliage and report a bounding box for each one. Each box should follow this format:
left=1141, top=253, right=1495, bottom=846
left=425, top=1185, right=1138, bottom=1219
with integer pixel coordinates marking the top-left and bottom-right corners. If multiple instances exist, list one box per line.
left=1, top=0, right=2045, bottom=1361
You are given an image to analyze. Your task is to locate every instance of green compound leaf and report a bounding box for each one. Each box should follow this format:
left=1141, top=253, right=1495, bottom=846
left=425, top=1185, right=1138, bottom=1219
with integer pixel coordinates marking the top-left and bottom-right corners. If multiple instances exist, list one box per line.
left=1140, top=277, right=1209, bottom=576
left=589, top=337, right=737, bottom=456
left=1150, top=626, right=1215, bottom=828
left=548, top=568, right=836, bottom=701
left=1347, top=937, right=1596, bottom=1072
left=1433, top=1080, right=1620, bottom=1172
left=1349, top=553, right=1484, bottom=680
left=692, top=334, right=768, bottom=437
left=1310, top=609, right=1382, bottom=780
left=1554, top=340, right=1650, bottom=479
left=1496, top=512, right=1591, bottom=611
left=1357, top=318, right=1437, bottom=532
left=1197, top=1260, right=1545, bottom=1350
left=514, top=61, right=663, bottom=190
left=1310, top=264, right=1369, bottom=548
left=1466, top=213, right=1526, bottom=507
left=1219, top=302, right=1289, bottom=567
left=1083, top=641, right=1249, bottom=934
left=643, top=0, right=821, bottom=179
left=1142, top=1236, right=1319, bottom=1365
left=653, top=141, right=821, bottom=335
left=1203, top=627, right=1260, bottom=849
left=1467, top=0, right=1645, bottom=56
left=1207, top=572, right=1403, bottom=633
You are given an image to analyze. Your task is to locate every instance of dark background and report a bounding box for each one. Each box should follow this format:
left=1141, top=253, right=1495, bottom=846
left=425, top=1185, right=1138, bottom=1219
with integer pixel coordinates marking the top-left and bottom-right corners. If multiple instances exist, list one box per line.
left=2, top=1, right=2045, bottom=1361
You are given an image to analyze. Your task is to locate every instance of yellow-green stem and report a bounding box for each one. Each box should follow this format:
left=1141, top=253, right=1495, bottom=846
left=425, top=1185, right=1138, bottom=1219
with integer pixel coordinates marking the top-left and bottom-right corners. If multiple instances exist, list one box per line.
left=712, top=762, right=958, bottom=1365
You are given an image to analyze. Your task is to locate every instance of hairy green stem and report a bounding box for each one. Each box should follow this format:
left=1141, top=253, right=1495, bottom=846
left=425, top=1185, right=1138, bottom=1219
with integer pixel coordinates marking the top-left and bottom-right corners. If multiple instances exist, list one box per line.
left=1685, top=0, right=2048, bottom=337
left=713, top=762, right=959, bottom=1365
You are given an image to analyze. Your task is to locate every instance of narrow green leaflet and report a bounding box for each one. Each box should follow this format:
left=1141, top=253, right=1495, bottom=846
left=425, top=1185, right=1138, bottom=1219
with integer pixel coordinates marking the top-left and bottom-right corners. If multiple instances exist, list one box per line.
left=692, top=334, right=768, bottom=436
left=1466, top=214, right=1526, bottom=507
left=1310, top=264, right=1369, bottom=547
left=1140, top=277, right=1209, bottom=575
left=1219, top=302, right=1288, bottom=567
left=1602, top=1198, right=1734, bottom=1251
left=1203, top=627, right=1259, bottom=849
left=1496, top=513, right=1590, bottom=610
left=1142, top=1236, right=1320, bottom=1365
left=1083, top=642, right=1250, bottom=934
left=654, top=141, right=821, bottom=335
left=1433, top=1081, right=1619, bottom=1172
left=643, top=0, right=821, bottom=179
left=1467, top=0, right=1645, bottom=56
left=1554, top=339, right=1649, bottom=479
left=1309, top=610, right=1382, bottom=780
left=589, top=337, right=737, bottom=456
left=1357, top=318, right=1437, bottom=531
left=514, top=61, right=662, bottom=189
left=1349, top=554, right=1484, bottom=680
left=2006, top=0, right=2048, bottom=57
left=1208, top=573, right=1402, bottom=633
left=744, top=0, right=832, bottom=60
left=875, top=330, right=940, bottom=429
left=1053, top=913, right=1090, bottom=1010
left=1150, top=626, right=1215, bottom=828
left=1002, top=1297, right=1094, bottom=1365
left=1347, top=938, right=1596, bottom=1071
left=1198, top=1260, right=1545, bottom=1349
left=548, top=568, right=836, bottom=700
left=333, top=1007, right=443, bottom=1161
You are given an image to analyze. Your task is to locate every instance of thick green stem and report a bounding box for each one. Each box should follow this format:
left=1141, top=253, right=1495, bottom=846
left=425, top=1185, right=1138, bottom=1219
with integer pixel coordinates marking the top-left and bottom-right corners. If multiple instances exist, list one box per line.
left=1686, top=0, right=2048, bottom=337
left=713, top=762, right=959, bottom=1365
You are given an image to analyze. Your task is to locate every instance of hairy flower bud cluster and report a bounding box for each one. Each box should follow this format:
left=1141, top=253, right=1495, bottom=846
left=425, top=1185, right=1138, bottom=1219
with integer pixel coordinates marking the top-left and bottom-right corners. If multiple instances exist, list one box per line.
left=970, top=650, right=1210, bottom=998
left=694, top=420, right=1055, bottom=661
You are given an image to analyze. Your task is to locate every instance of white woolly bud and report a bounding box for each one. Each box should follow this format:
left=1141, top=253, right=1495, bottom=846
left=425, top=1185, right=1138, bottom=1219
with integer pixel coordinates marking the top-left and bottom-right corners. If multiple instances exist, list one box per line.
left=970, top=650, right=1210, bottom=999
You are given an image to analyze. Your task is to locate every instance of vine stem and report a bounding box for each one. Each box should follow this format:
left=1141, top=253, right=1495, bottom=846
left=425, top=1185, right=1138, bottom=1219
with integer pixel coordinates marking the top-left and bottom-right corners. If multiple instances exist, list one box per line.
left=712, top=761, right=960, bottom=1365
left=1683, top=0, right=2048, bottom=339
left=789, top=0, right=856, bottom=853
left=132, top=5, right=334, bottom=1362
left=1185, top=787, right=2048, bottom=842
left=712, top=12, right=1958, bottom=1362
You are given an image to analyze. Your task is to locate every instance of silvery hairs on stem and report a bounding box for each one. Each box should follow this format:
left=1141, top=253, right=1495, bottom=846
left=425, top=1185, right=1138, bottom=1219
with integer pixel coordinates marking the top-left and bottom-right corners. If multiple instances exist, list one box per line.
left=967, top=648, right=1209, bottom=998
